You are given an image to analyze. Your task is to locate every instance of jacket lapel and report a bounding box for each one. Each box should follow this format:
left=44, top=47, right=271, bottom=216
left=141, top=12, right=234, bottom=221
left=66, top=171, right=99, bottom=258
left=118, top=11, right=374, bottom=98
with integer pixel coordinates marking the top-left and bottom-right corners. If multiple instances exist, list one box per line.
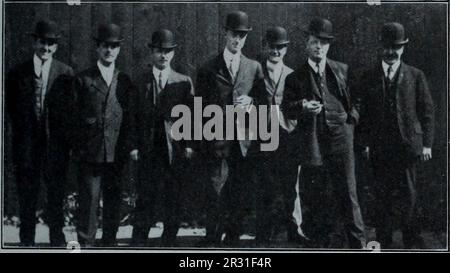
left=234, top=54, right=248, bottom=87
left=304, top=62, right=322, bottom=99
left=262, top=62, right=276, bottom=97
left=47, top=59, right=58, bottom=92
left=91, top=66, right=109, bottom=95
left=216, top=55, right=233, bottom=85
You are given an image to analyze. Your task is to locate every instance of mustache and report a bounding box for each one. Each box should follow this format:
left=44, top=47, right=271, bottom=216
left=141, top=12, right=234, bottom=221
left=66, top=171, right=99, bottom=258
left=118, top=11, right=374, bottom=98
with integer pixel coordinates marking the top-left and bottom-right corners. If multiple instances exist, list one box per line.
left=383, top=53, right=398, bottom=59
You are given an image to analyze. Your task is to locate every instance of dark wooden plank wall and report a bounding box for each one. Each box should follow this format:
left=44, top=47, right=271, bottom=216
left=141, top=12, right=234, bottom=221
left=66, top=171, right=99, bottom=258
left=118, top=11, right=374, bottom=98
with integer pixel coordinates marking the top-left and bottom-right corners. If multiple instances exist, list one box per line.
left=3, top=2, right=447, bottom=230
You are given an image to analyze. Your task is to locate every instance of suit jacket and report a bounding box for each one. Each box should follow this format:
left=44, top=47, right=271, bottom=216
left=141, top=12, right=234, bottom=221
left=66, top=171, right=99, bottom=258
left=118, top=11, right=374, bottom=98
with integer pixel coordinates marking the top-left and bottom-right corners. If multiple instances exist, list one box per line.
left=196, top=53, right=263, bottom=158
left=281, top=58, right=359, bottom=166
left=252, top=61, right=296, bottom=133
left=6, top=58, right=74, bottom=171
left=135, top=68, right=194, bottom=165
left=73, top=65, right=136, bottom=163
left=357, top=61, right=434, bottom=157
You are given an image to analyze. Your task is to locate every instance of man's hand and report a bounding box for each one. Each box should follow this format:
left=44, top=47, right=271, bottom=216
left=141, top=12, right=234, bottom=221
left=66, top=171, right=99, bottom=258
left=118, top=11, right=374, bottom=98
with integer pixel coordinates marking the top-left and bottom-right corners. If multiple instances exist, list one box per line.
left=234, top=94, right=253, bottom=108
left=302, top=99, right=323, bottom=115
left=185, top=147, right=194, bottom=159
left=363, top=146, right=370, bottom=161
left=130, top=149, right=139, bottom=161
left=421, top=147, right=432, bottom=162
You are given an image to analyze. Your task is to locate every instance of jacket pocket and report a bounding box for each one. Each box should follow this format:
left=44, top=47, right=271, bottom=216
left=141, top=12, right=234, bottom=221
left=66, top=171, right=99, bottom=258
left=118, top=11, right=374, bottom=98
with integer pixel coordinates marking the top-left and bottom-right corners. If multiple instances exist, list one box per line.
left=414, top=122, right=423, bottom=134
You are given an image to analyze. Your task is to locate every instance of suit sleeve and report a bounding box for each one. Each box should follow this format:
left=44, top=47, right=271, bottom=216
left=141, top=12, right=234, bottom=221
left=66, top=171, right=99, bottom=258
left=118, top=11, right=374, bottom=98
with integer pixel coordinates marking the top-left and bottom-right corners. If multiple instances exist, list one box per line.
left=346, top=67, right=360, bottom=125
left=416, top=70, right=434, bottom=148
left=354, top=71, right=371, bottom=148
left=123, top=75, right=139, bottom=153
left=281, top=73, right=303, bottom=120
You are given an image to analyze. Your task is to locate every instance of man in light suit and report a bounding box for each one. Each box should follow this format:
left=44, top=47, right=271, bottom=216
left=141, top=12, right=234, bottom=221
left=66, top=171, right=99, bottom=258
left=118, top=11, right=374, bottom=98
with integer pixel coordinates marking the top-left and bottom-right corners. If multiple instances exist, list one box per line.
left=6, top=20, right=74, bottom=247
left=72, top=23, right=136, bottom=247
left=130, top=29, right=195, bottom=247
left=196, top=10, right=263, bottom=247
left=252, top=26, right=303, bottom=246
left=282, top=18, right=366, bottom=248
left=357, top=22, right=434, bottom=249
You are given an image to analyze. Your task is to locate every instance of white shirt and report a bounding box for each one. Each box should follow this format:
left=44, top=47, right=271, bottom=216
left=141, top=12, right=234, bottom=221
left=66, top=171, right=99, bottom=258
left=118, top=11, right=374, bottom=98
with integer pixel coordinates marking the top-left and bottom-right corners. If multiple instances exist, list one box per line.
left=33, top=54, right=52, bottom=91
left=152, top=66, right=171, bottom=90
left=382, top=60, right=400, bottom=80
left=308, top=58, right=326, bottom=75
left=97, top=61, right=115, bottom=87
left=266, top=60, right=284, bottom=86
left=223, top=48, right=240, bottom=79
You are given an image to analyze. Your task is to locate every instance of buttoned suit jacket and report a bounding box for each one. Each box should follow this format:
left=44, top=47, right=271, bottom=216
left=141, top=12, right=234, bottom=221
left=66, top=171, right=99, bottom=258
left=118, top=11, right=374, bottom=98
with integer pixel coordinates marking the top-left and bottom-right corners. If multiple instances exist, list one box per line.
left=281, top=58, right=359, bottom=166
left=73, top=65, right=136, bottom=164
left=134, top=68, right=194, bottom=165
left=357, top=61, right=434, bottom=158
left=196, top=53, right=264, bottom=158
left=6, top=58, right=74, bottom=172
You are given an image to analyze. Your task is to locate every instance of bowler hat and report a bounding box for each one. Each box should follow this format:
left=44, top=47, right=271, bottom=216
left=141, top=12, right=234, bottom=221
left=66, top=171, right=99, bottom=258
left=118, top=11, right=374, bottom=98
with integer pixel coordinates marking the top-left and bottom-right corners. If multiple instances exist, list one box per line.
left=94, top=23, right=124, bottom=43
left=304, top=18, right=334, bottom=40
left=147, top=29, right=178, bottom=49
left=225, top=10, right=252, bottom=32
left=266, top=26, right=290, bottom=46
left=381, top=22, right=409, bottom=46
left=30, top=20, right=61, bottom=40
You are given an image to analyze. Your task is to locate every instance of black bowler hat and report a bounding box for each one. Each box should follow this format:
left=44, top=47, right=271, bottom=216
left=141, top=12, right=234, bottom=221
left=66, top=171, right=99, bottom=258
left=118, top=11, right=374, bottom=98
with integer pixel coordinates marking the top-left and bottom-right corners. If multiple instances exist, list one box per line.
left=225, top=10, right=252, bottom=32
left=30, top=20, right=61, bottom=40
left=94, top=23, right=124, bottom=43
left=147, top=29, right=178, bottom=49
left=381, top=22, right=409, bottom=46
left=266, top=26, right=290, bottom=46
left=304, top=18, right=334, bottom=40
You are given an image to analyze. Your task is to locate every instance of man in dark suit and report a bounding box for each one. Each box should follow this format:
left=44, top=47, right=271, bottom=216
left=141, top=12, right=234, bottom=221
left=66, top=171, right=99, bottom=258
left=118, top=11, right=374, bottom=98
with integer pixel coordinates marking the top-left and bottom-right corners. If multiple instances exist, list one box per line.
left=252, top=26, right=303, bottom=246
left=130, top=29, right=195, bottom=247
left=281, top=18, right=366, bottom=248
left=6, top=20, right=74, bottom=247
left=196, top=10, right=263, bottom=246
left=357, top=22, right=434, bottom=249
left=72, top=23, right=136, bottom=247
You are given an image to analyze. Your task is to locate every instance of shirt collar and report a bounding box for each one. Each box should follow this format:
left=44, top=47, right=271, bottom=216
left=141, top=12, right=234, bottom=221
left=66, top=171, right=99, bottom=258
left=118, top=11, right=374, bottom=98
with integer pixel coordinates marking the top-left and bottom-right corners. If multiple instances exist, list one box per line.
left=223, top=47, right=241, bottom=64
left=266, top=60, right=284, bottom=73
left=33, top=54, right=52, bottom=76
left=308, top=58, right=326, bottom=74
left=382, top=60, right=401, bottom=76
left=97, top=60, right=115, bottom=74
left=152, top=65, right=171, bottom=80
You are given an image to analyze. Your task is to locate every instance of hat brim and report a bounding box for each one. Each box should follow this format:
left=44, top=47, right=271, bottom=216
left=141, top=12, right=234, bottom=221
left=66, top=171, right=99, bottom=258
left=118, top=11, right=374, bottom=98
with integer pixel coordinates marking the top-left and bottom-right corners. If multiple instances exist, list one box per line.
left=268, top=40, right=290, bottom=46
left=303, top=30, right=334, bottom=40
left=225, top=26, right=252, bottom=32
left=383, top=38, right=409, bottom=46
left=93, top=37, right=125, bottom=43
left=30, top=33, right=61, bottom=39
left=147, top=43, right=178, bottom=49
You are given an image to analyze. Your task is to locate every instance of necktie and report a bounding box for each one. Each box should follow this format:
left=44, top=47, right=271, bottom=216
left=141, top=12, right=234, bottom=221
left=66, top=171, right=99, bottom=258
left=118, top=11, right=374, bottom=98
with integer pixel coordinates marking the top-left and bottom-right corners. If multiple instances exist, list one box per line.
left=387, top=65, right=393, bottom=81
left=316, top=62, right=323, bottom=79
left=229, top=58, right=235, bottom=82
left=158, top=71, right=164, bottom=91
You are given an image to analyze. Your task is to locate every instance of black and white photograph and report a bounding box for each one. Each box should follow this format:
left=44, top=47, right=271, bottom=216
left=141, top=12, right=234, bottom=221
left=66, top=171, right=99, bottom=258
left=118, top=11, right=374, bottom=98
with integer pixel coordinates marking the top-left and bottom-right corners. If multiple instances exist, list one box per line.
left=0, top=0, right=448, bottom=254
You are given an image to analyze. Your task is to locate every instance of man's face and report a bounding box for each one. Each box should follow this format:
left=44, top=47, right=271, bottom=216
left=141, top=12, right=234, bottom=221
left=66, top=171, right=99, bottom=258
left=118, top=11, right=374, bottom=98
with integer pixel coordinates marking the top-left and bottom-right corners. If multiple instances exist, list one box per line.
left=97, top=41, right=121, bottom=65
left=33, top=37, right=58, bottom=61
left=381, top=44, right=404, bottom=65
left=265, top=44, right=287, bottom=64
left=225, top=30, right=248, bottom=54
left=150, top=47, right=175, bottom=70
left=305, top=35, right=330, bottom=62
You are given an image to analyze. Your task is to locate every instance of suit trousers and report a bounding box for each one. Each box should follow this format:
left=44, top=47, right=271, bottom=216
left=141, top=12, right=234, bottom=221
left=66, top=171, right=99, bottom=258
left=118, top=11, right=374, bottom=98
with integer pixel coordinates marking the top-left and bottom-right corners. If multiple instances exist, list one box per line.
left=16, top=134, right=68, bottom=246
left=77, top=162, right=122, bottom=246
left=371, top=147, right=420, bottom=248
left=255, top=130, right=301, bottom=242
left=204, top=140, right=254, bottom=243
left=300, top=149, right=366, bottom=248
left=132, top=154, right=187, bottom=244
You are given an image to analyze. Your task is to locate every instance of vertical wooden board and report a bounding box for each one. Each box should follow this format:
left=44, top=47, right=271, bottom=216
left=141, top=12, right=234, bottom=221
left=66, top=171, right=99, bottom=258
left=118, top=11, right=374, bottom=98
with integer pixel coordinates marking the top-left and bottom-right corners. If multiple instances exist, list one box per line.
left=6, top=3, right=50, bottom=68
left=285, top=3, right=310, bottom=68
left=69, top=3, right=92, bottom=72
left=218, top=2, right=262, bottom=61
left=173, top=4, right=197, bottom=79
left=49, top=3, right=71, bottom=66
left=132, top=3, right=159, bottom=80
left=195, top=3, right=219, bottom=73
left=112, top=3, right=133, bottom=77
